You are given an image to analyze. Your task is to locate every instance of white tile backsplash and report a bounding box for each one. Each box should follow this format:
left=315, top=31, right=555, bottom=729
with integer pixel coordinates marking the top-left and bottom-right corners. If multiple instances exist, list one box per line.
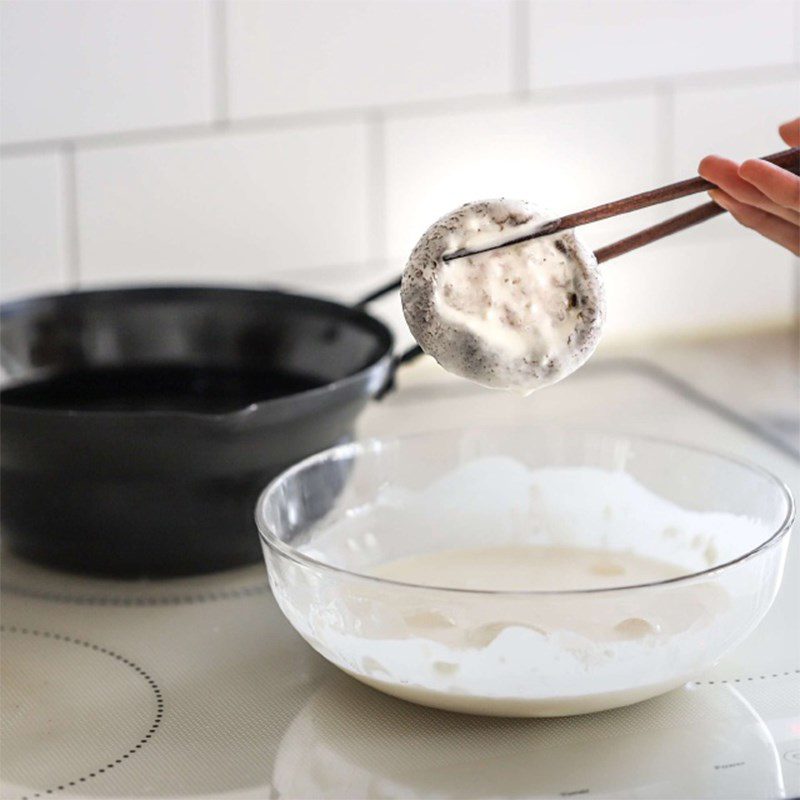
left=602, top=226, right=797, bottom=339
left=1, top=0, right=797, bottom=335
left=0, top=154, right=67, bottom=300
left=226, top=0, right=514, bottom=118
left=0, top=0, right=212, bottom=144
left=672, top=77, right=800, bottom=178
left=529, top=0, right=796, bottom=89
left=75, top=123, right=369, bottom=285
left=384, top=94, right=662, bottom=262
left=796, top=0, right=800, bottom=65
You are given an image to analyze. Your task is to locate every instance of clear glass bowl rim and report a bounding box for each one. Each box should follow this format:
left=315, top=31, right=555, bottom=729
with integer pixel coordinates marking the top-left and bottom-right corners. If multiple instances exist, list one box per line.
left=255, top=426, right=795, bottom=597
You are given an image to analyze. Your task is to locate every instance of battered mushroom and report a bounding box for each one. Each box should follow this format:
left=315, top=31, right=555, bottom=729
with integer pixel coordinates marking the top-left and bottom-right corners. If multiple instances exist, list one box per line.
left=400, top=199, right=604, bottom=394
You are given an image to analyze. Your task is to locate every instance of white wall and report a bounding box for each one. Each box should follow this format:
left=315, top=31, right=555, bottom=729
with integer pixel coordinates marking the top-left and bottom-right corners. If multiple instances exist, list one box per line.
left=1, top=0, right=798, bottom=341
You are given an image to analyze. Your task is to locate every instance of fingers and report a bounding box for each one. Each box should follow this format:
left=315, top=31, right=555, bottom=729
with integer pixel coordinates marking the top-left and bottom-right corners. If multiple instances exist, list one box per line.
left=697, top=120, right=800, bottom=254
left=709, top=189, right=800, bottom=255
left=739, top=158, right=800, bottom=213
left=699, top=155, right=767, bottom=204
left=779, top=118, right=800, bottom=147
left=699, top=155, right=799, bottom=224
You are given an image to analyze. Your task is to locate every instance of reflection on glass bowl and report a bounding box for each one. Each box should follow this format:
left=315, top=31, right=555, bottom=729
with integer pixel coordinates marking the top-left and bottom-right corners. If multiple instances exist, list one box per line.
left=257, top=427, right=793, bottom=717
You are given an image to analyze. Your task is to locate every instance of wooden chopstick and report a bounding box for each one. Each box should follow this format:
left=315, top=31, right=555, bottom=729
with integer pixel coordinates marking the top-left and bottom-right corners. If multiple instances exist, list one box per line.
left=595, top=147, right=799, bottom=263
left=594, top=200, right=725, bottom=264
left=361, top=147, right=797, bottom=306
left=442, top=147, right=800, bottom=262
left=550, top=147, right=797, bottom=233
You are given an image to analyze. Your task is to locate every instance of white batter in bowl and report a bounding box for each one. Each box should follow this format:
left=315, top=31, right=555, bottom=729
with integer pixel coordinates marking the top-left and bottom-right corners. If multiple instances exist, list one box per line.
left=401, top=200, right=604, bottom=393
left=257, top=427, right=793, bottom=717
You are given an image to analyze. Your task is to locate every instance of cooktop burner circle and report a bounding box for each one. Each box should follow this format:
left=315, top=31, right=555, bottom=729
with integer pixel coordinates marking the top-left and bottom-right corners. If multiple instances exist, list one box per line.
left=0, top=626, right=163, bottom=799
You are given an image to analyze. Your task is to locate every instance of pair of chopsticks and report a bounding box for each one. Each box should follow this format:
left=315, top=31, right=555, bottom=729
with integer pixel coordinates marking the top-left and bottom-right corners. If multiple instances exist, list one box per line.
left=356, top=147, right=799, bottom=307
left=443, top=147, right=800, bottom=264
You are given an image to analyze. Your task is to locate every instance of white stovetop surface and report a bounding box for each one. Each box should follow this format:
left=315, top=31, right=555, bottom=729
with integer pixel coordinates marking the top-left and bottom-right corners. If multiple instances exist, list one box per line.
left=2, top=339, right=799, bottom=800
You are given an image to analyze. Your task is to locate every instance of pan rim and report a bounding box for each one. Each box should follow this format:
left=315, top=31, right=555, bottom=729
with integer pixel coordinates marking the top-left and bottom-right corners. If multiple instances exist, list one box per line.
left=0, top=284, right=395, bottom=421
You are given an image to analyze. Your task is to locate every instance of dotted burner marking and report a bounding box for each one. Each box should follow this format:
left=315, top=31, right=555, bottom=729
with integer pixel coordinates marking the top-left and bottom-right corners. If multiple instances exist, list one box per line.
left=689, top=669, right=800, bottom=687
left=0, top=625, right=164, bottom=800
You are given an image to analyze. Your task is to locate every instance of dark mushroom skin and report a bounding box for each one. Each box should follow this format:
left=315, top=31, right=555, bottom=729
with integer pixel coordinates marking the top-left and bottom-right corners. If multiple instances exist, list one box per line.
left=401, top=199, right=604, bottom=393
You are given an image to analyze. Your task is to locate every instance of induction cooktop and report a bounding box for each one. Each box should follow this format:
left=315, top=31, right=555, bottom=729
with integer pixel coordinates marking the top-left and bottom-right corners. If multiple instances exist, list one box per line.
left=2, top=358, right=798, bottom=800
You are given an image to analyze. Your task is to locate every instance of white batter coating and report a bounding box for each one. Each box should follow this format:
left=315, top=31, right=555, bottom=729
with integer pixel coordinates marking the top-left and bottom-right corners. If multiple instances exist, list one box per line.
left=288, top=539, right=728, bottom=717
left=401, top=199, right=604, bottom=393
left=350, top=544, right=707, bottom=716
left=271, top=459, right=768, bottom=717
left=370, top=544, right=684, bottom=592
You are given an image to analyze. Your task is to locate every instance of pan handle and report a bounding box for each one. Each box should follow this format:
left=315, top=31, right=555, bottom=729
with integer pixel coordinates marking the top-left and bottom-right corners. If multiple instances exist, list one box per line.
left=354, top=274, right=425, bottom=397
left=376, top=344, right=424, bottom=399
left=396, top=344, right=423, bottom=365
left=354, top=276, right=402, bottom=308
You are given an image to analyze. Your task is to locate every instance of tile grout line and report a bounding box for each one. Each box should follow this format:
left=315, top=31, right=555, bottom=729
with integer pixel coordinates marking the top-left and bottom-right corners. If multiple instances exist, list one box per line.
left=366, top=111, right=387, bottom=267
left=512, top=0, right=531, bottom=97
left=656, top=82, right=676, bottom=181
left=210, top=0, right=230, bottom=125
left=1, top=65, right=797, bottom=158
left=61, top=143, right=81, bottom=290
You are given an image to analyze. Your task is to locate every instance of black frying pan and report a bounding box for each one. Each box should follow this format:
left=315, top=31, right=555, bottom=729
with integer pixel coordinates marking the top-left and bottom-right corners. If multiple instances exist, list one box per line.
left=0, top=285, right=419, bottom=577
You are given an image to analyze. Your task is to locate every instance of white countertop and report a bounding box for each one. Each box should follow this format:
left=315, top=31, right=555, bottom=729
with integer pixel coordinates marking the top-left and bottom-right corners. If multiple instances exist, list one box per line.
left=595, top=329, right=799, bottom=447
left=2, top=331, right=799, bottom=800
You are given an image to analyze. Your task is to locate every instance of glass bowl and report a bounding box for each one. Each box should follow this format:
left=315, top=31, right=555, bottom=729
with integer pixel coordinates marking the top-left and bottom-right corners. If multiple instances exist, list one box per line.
left=256, top=427, right=793, bottom=717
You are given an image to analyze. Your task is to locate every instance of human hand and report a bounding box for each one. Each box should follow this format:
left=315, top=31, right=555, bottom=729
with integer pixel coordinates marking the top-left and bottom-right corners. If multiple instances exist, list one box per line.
left=698, top=119, right=800, bottom=255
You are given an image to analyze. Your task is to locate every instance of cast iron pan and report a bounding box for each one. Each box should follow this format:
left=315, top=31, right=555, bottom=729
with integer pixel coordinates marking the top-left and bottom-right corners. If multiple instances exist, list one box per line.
left=0, top=285, right=420, bottom=577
